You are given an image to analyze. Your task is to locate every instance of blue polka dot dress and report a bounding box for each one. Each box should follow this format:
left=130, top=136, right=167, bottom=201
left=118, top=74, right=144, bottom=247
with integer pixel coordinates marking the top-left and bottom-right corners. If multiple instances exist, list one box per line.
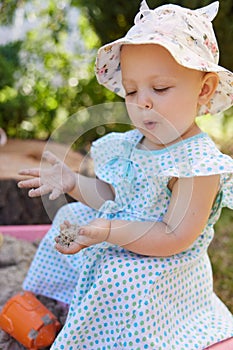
left=23, top=129, right=233, bottom=349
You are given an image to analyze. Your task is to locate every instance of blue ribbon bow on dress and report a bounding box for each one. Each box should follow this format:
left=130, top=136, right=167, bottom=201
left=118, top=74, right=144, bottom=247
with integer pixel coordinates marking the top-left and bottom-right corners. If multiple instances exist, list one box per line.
left=97, top=141, right=136, bottom=218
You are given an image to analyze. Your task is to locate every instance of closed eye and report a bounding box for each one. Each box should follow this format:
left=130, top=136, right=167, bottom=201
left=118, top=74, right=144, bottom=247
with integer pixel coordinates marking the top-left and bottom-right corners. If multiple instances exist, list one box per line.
left=153, top=87, right=170, bottom=93
left=125, top=87, right=170, bottom=96
left=125, top=91, right=137, bottom=96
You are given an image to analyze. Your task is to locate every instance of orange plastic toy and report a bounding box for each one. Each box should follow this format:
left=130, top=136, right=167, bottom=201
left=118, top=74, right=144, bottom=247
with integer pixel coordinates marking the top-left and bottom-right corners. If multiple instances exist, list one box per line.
left=0, top=291, right=61, bottom=349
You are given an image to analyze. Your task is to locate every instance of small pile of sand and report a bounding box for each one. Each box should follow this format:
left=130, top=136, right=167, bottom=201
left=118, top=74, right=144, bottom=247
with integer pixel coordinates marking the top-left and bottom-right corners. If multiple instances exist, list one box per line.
left=56, top=224, right=80, bottom=247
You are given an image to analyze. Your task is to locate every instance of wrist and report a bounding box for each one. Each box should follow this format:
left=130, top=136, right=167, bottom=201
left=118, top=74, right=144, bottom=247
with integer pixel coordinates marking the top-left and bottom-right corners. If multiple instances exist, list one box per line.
left=67, top=172, right=78, bottom=195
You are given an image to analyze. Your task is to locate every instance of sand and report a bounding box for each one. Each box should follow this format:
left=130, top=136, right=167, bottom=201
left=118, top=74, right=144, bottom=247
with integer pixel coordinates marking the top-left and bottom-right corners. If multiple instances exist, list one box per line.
left=56, top=224, right=80, bottom=247
left=0, top=235, right=68, bottom=350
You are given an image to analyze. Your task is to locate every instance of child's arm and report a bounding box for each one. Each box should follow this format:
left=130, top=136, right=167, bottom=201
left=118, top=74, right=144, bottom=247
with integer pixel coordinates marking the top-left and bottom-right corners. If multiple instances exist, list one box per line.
left=108, top=174, right=220, bottom=256
left=18, top=150, right=114, bottom=209
left=57, top=175, right=219, bottom=256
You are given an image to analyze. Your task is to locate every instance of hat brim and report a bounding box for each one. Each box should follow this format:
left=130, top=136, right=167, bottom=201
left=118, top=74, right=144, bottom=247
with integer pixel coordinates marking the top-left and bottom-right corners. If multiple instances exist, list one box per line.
left=95, top=35, right=233, bottom=115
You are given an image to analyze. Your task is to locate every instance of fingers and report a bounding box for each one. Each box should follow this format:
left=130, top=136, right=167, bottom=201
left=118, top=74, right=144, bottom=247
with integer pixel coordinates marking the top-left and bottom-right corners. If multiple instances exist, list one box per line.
left=77, top=226, right=99, bottom=241
left=28, top=184, right=52, bottom=197
left=64, top=220, right=71, bottom=227
left=18, top=151, right=61, bottom=177
left=54, top=241, right=85, bottom=255
left=60, top=224, right=66, bottom=231
left=42, top=151, right=61, bottom=166
left=18, top=177, right=41, bottom=189
left=49, top=188, right=62, bottom=200
left=28, top=188, right=40, bottom=197
left=18, top=174, right=60, bottom=199
left=59, top=220, right=71, bottom=230
left=18, top=168, right=40, bottom=177
left=59, top=221, right=71, bottom=233
left=18, top=178, right=52, bottom=197
left=78, top=219, right=110, bottom=240
left=17, top=151, right=63, bottom=200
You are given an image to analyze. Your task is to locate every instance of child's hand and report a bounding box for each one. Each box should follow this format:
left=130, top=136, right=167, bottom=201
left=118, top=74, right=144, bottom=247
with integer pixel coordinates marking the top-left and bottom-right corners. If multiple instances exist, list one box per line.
left=55, top=218, right=111, bottom=255
left=55, top=220, right=86, bottom=254
left=77, top=218, right=111, bottom=247
left=17, top=151, right=76, bottom=200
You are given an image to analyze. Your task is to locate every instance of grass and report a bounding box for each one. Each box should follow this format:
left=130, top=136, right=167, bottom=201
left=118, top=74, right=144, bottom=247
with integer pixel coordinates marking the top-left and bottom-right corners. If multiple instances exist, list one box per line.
left=208, top=208, right=233, bottom=313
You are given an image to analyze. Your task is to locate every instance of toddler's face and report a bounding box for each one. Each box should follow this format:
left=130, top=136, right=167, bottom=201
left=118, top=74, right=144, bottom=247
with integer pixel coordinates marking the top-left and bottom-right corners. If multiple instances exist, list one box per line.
left=121, top=44, right=206, bottom=148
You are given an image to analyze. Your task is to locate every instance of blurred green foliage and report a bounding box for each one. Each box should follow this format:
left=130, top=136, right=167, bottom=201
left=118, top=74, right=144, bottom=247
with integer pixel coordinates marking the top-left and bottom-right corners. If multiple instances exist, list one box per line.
left=0, top=0, right=27, bottom=25
left=0, top=0, right=232, bottom=148
left=0, top=41, right=30, bottom=136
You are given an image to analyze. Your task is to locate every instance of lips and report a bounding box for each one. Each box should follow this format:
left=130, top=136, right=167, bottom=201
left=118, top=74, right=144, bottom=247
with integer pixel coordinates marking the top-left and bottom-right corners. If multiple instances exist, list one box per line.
left=143, top=120, right=157, bottom=130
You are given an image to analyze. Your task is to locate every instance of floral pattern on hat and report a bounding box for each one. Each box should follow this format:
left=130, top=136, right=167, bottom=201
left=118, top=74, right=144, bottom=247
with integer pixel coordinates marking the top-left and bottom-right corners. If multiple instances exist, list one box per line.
left=95, top=1, right=233, bottom=116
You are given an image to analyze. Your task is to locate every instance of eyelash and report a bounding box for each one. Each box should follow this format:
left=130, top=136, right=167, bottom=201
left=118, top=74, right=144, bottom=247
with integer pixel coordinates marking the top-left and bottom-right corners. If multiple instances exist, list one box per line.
left=153, top=87, right=170, bottom=93
left=125, top=87, right=170, bottom=96
left=126, top=91, right=136, bottom=96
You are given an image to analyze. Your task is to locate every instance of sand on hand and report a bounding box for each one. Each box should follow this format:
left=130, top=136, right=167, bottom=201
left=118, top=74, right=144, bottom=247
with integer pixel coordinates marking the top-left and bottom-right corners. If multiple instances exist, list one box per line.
left=56, top=224, right=80, bottom=247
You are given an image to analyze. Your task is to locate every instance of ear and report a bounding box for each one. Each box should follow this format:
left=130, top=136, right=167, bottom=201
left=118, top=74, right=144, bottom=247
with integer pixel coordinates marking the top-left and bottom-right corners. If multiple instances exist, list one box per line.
left=198, top=72, right=219, bottom=106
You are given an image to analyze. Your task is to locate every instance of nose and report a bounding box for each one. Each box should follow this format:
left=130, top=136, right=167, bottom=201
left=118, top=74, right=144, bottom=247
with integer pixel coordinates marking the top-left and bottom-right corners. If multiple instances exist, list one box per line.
left=137, top=90, right=153, bottom=110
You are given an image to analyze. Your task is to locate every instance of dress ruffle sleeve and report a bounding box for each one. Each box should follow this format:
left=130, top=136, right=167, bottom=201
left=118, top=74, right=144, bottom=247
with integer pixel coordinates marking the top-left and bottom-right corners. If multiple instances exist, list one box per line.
left=155, top=133, right=233, bottom=210
left=135, top=132, right=233, bottom=210
left=91, top=130, right=233, bottom=210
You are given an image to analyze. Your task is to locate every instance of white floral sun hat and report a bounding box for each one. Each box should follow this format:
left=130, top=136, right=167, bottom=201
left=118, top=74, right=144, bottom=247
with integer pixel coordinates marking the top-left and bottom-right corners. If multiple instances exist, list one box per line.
left=95, top=1, right=233, bottom=116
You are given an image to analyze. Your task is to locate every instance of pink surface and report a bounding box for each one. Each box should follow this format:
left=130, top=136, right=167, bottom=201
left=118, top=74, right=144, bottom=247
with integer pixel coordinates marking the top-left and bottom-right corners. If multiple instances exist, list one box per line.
left=205, top=337, right=233, bottom=349
left=0, top=225, right=51, bottom=241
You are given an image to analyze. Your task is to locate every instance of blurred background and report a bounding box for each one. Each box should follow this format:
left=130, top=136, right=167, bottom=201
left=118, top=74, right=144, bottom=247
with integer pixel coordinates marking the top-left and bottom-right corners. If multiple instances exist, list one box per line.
left=0, top=0, right=232, bottom=311
left=0, top=0, right=232, bottom=145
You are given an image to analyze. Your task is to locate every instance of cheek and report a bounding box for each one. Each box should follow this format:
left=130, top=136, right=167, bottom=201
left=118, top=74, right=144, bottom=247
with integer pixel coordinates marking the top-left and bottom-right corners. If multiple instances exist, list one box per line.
left=125, top=101, right=137, bottom=119
left=181, top=94, right=200, bottom=113
left=180, top=86, right=201, bottom=106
